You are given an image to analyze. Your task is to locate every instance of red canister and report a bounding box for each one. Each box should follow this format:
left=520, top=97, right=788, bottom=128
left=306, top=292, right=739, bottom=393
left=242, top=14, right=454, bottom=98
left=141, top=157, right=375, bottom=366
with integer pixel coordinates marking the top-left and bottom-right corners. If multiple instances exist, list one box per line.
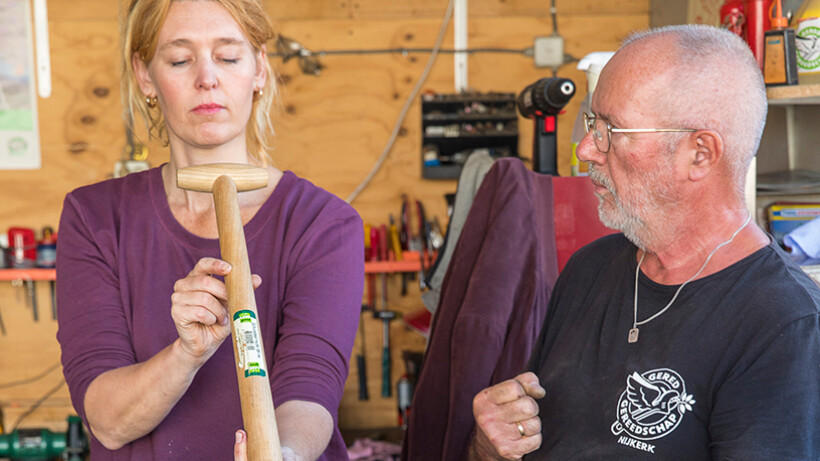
left=8, top=227, right=37, bottom=268
left=745, top=0, right=773, bottom=70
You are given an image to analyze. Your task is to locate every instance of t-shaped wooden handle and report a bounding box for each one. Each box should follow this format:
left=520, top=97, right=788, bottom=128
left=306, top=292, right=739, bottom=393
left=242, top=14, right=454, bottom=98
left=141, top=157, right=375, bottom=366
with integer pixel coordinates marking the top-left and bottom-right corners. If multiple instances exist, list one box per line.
left=177, top=163, right=282, bottom=461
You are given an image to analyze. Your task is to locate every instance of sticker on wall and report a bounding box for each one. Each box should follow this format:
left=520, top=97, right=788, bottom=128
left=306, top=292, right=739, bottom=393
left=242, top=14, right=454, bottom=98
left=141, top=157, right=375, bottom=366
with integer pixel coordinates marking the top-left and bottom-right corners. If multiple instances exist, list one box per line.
left=0, top=0, right=41, bottom=170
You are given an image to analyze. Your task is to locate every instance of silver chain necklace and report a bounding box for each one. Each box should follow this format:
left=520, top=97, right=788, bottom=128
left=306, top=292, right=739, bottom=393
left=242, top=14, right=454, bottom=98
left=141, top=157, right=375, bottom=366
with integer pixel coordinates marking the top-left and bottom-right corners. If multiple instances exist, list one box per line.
left=628, top=214, right=751, bottom=344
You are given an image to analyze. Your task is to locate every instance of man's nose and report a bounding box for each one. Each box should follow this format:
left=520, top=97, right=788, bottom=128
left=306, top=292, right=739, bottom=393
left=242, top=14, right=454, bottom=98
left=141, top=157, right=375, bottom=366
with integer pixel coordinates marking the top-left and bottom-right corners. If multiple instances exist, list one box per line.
left=576, top=129, right=606, bottom=165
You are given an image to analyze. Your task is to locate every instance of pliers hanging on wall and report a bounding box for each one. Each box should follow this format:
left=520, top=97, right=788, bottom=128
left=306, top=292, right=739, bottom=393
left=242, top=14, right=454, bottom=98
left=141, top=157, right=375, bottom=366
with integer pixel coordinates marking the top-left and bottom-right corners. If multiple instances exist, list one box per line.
left=401, top=195, right=429, bottom=291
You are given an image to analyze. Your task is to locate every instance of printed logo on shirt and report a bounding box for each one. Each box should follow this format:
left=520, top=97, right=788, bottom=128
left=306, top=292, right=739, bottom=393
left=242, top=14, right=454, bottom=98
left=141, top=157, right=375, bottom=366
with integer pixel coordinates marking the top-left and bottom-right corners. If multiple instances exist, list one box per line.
left=611, top=368, right=696, bottom=453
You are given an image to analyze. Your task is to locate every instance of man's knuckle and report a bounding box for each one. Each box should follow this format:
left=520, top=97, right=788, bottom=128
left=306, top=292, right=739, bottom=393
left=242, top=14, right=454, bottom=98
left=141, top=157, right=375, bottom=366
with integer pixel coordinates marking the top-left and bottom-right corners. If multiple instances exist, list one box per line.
left=527, top=398, right=540, bottom=416
left=496, top=445, right=516, bottom=459
left=474, top=412, right=492, bottom=428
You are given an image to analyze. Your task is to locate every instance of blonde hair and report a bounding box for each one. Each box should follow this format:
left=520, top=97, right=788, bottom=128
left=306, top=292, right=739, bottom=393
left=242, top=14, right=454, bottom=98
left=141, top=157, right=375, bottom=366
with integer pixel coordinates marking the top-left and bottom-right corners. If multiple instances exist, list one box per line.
left=122, top=0, right=277, bottom=165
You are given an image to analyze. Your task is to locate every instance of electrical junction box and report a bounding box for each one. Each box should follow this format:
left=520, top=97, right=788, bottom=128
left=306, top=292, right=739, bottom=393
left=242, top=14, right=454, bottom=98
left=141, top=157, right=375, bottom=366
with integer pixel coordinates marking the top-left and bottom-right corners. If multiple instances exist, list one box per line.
left=534, top=36, right=564, bottom=68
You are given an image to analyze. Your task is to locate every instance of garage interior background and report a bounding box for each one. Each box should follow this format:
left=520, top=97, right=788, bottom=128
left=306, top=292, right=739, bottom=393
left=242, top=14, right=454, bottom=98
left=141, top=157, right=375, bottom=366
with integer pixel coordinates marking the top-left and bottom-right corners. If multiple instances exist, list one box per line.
left=0, top=0, right=709, bottom=434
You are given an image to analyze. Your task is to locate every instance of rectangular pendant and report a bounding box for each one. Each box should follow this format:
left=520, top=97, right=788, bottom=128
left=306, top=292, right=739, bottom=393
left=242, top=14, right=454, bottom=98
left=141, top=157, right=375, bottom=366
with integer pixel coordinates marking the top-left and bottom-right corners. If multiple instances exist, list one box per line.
left=628, top=328, right=639, bottom=343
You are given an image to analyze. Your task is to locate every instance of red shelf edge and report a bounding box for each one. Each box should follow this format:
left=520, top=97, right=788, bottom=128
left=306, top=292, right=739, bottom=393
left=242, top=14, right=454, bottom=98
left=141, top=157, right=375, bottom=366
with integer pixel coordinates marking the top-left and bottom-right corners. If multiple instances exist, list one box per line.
left=364, top=251, right=434, bottom=274
left=0, top=268, right=56, bottom=281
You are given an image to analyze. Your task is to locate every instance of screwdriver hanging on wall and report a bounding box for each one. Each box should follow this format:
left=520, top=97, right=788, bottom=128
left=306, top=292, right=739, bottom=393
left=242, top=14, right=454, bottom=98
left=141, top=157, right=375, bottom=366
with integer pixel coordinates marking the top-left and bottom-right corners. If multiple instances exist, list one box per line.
left=0, top=301, right=6, bottom=335
left=27, top=280, right=38, bottom=322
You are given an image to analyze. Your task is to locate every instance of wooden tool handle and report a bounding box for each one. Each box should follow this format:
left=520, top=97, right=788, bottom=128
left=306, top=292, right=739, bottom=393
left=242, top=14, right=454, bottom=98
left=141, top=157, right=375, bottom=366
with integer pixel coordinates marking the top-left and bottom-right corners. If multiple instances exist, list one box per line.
left=213, top=175, right=282, bottom=461
left=177, top=163, right=269, bottom=192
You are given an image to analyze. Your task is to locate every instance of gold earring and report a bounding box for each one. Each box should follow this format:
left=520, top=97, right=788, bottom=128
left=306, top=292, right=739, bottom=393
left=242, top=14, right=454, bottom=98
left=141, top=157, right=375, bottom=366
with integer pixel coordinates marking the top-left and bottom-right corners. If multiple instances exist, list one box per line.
left=253, top=88, right=263, bottom=101
left=146, top=96, right=158, bottom=109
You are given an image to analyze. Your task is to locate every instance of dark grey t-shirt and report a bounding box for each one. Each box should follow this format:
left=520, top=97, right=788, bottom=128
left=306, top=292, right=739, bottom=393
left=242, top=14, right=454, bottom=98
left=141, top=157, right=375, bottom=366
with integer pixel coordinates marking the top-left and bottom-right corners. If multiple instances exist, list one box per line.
left=527, top=233, right=820, bottom=460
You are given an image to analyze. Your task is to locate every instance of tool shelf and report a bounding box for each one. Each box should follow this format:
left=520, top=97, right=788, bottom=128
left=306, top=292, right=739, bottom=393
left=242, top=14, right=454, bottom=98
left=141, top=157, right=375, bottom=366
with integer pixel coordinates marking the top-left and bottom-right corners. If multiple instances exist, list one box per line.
left=0, top=268, right=56, bottom=281
left=421, top=92, right=519, bottom=180
left=757, top=83, right=820, bottom=208
left=756, top=82, right=820, bottom=266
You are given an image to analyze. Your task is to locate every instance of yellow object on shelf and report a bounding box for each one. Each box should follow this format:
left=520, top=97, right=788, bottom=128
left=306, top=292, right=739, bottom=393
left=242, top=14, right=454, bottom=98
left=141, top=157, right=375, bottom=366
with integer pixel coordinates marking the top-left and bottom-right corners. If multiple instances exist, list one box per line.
left=793, top=0, right=820, bottom=83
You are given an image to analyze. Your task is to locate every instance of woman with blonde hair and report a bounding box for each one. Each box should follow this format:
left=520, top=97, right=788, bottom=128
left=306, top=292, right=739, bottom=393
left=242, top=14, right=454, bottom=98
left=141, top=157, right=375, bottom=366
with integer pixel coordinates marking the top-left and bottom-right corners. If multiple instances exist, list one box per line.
left=56, top=1, right=364, bottom=459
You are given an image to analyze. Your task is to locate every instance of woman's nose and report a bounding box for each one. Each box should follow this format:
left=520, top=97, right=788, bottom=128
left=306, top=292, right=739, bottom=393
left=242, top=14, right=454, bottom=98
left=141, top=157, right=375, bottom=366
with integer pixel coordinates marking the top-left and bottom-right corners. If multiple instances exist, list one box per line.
left=195, top=59, right=218, bottom=90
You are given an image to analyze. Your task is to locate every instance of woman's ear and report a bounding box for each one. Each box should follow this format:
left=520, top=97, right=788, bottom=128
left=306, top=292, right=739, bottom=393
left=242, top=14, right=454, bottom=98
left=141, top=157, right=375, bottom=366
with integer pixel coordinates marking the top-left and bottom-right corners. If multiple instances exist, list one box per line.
left=132, top=53, right=155, bottom=97
left=253, top=45, right=267, bottom=91
left=689, top=130, right=723, bottom=182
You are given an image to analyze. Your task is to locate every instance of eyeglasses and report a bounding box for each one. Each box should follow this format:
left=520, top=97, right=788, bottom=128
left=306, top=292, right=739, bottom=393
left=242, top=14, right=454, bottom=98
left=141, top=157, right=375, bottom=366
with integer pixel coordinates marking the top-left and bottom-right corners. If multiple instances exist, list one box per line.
left=583, top=113, right=697, bottom=154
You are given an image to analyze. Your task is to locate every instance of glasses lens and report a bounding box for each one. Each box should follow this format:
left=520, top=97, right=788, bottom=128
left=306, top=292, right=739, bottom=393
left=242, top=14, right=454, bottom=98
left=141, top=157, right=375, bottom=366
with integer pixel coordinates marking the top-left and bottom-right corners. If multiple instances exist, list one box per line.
left=583, top=114, right=611, bottom=153
left=593, top=117, right=610, bottom=153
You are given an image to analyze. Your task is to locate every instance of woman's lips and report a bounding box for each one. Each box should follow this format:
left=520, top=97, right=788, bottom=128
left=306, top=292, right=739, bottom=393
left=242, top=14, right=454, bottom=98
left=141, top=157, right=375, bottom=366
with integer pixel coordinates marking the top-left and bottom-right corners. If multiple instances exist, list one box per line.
left=192, top=103, right=223, bottom=115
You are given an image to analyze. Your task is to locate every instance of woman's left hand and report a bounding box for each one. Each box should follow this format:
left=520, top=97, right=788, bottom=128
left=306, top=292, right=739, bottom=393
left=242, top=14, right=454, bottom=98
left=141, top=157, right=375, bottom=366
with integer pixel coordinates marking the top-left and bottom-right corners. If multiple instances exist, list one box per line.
left=234, top=430, right=247, bottom=460
left=234, top=430, right=302, bottom=461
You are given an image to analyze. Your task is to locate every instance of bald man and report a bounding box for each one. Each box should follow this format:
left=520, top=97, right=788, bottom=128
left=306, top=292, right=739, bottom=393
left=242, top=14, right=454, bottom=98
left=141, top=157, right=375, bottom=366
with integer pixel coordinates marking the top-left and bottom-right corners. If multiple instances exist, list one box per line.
left=470, top=25, right=820, bottom=460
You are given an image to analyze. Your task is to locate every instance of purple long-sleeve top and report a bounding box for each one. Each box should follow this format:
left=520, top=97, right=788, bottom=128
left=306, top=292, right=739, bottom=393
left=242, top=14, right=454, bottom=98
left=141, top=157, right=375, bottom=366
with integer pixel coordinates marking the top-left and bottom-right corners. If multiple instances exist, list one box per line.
left=56, top=166, right=364, bottom=460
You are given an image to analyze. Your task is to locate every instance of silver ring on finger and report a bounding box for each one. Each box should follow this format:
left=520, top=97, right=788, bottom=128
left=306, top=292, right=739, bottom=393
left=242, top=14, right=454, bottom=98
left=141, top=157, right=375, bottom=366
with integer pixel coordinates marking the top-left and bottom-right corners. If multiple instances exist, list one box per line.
left=515, top=421, right=526, bottom=438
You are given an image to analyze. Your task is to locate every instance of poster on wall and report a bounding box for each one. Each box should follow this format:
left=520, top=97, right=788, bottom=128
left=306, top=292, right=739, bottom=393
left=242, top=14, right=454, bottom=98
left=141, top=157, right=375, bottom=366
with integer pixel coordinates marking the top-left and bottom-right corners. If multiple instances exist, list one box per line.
left=0, top=0, right=41, bottom=170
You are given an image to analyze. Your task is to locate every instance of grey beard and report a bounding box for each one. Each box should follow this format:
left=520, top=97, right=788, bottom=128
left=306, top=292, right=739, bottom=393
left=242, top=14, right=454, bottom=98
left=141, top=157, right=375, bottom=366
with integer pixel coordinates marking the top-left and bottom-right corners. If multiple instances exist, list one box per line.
left=588, top=165, right=649, bottom=250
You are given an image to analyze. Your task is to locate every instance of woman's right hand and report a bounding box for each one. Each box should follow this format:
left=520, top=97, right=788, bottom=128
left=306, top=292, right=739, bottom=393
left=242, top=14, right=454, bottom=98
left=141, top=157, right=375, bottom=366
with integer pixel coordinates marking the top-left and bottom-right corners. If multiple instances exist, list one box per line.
left=170, top=257, right=260, bottom=366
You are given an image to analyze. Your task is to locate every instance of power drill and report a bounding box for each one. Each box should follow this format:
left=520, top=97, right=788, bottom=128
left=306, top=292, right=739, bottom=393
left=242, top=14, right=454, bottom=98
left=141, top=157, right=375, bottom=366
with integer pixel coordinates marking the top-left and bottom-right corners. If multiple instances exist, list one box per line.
left=0, top=416, right=88, bottom=461
left=516, top=77, right=576, bottom=175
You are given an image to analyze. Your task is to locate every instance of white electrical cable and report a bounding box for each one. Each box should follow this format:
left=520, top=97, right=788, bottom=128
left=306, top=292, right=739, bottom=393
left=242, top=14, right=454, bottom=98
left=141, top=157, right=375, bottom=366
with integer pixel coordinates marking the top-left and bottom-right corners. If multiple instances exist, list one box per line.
left=33, top=0, right=52, bottom=98
left=345, top=0, right=455, bottom=204
left=453, top=0, right=468, bottom=92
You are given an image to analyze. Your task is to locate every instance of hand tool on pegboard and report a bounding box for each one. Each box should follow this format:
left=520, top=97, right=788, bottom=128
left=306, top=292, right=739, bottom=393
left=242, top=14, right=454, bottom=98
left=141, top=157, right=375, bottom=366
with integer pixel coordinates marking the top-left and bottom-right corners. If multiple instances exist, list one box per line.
left=356, top=305, right=369, bottom=401
left=367, top=226, right=379, bottom=310
left=373, top=307, right=397, bottom=399
left=12, top=278, right=38, bottom=322
left=358, top=224, right=376, bottom=402
left=11, top=279, right=23, bottom=304
left=26, top=279, right=38, bottom=322
left=36, top=226, right=57, bottom=320
left=374, top=224, right=403, bottom=398
left=399, top=196, right=412, bottom=295
left=50, top=281, right=56, bottom=320
left=388, top=215, right=402, bottom=262
left=416, top=200, right=430, bottom=290
left=403, top=197, right=429, bottom=290
left=0, top=300, right=6, bottom=335
left=177, top=164, right=282, bottom=461
left=397, top=374, right=412, bottom=429
left=377, top=224, right=392, bottom=397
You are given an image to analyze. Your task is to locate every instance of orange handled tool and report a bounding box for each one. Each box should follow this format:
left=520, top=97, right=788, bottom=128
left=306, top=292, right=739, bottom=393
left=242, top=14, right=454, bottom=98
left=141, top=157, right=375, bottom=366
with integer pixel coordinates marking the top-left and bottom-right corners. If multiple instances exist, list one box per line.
left=177, top=163, right=282, bottom=461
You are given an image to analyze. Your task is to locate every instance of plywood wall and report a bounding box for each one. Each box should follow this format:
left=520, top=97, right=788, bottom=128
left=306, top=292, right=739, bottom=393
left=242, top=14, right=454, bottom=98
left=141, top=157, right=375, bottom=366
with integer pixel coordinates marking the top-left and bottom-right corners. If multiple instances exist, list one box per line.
left=0, top=0, right=648, bottom=434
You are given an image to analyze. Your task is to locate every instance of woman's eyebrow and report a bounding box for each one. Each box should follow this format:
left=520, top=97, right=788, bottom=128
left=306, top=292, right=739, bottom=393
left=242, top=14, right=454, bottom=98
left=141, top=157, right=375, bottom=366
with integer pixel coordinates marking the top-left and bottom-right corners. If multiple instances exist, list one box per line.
left=159, top=36, right=246, bottom=51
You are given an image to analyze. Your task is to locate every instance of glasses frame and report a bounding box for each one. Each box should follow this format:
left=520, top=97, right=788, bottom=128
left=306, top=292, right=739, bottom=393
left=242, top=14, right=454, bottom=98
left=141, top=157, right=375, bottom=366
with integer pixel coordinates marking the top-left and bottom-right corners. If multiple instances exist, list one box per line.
left=583, top=112, right=697, bottom=154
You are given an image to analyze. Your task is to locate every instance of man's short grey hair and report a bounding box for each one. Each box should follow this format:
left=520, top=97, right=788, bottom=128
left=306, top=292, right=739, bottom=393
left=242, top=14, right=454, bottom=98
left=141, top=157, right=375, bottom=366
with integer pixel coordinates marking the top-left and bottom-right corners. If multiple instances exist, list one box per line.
left=622, top=25, right=767, bottom=195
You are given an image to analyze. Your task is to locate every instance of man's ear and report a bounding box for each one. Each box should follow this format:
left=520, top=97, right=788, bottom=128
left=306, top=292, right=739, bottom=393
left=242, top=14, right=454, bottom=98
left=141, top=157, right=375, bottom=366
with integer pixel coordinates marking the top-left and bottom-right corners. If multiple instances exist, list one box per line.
left=688, top=130, right=723, bottom=182
left=132, top=53, right=155, bottom=97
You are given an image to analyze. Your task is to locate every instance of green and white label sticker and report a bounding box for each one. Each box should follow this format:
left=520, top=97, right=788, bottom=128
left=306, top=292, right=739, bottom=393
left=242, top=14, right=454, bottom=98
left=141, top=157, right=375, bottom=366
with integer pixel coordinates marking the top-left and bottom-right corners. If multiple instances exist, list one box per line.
left=233, top=310, right=267, bottom=378
left=797, top=22, right=820, bottom=72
